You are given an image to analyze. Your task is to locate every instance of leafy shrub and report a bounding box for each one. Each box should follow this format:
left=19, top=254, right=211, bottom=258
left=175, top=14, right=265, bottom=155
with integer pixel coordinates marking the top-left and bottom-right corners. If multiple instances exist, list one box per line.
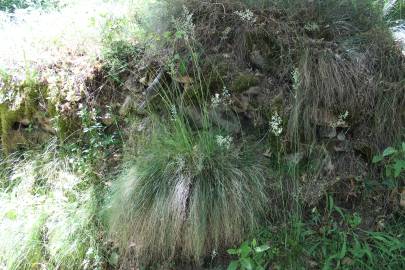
left=101, top=40, right=142, bottom=85
left=100, top=12, right=142, bottom=85
left=107, top=112, right=269, bottom=265
left=372, top=143, right=405, bottom=188
left=227, top=239, right=272, bottom=270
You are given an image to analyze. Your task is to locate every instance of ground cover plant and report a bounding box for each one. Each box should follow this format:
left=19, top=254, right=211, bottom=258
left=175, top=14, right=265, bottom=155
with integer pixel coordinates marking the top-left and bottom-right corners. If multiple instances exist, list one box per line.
left=0, top=0, right=404, bottom=269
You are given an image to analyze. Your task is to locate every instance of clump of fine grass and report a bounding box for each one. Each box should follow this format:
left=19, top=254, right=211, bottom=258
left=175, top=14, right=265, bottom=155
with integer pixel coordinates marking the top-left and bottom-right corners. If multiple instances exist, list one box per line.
left=107, top=110, right=269, bottom=265
left=0, top=147, right=104, bottom=270
left=287, top=48, right=375, bottom=143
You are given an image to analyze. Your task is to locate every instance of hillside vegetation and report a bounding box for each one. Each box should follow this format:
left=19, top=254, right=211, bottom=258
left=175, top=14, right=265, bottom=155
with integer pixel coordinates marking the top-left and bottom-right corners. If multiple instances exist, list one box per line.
left=0, top=0, right=404, bottom=269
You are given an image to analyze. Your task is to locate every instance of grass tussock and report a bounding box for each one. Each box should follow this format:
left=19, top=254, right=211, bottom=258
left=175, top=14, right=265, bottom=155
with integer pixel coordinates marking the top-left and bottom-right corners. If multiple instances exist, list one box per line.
left=0, top=147, right=104, bottom=270
left=288, top=48, right=375, bottom=143
left=107, top=112, right=269, bottom=265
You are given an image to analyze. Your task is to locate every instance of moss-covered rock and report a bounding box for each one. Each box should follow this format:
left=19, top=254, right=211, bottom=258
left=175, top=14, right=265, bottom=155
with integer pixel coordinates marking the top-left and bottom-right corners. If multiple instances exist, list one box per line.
left=0, top=71, right=53, bottom=154
left=231, top=72, right=259, bottom=93
left=0, top=104, right=21, bottom=153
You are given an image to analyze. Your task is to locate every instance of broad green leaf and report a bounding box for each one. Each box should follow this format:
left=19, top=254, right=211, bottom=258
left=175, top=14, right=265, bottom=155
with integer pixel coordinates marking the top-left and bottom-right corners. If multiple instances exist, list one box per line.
left=109, top=252, right=119, bottom=266
left=240, top=242, right=252, bottom=258
left=240, top=258, right=253, bottom=270
left=394, top=160, right=405, bottom=177
left=227, top=248, right=238, bottom=255
left=352, top=238, right=364, bottom=258
left=227, top=261, right=239, bottom=270
left=339, top=235, right=347, bottom=259
left=402, top=142, right=405, bottom=152
left=251, top=238, right=257, bottom=248
left=254, top=245, right=270, bottom=253
left=383, top=147, right=397, bottom=157
left=372, top=155, right=383, bottom=163
left=334, top=206, right=344, bottom=218
left=363, top=243, right=373, bottom=262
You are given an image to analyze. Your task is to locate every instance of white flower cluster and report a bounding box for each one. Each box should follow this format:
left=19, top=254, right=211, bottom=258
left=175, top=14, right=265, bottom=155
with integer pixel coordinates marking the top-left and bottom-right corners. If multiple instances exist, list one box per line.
left=332, top=110, right=349, bottom=128
left=340, top=110, right=349, bottom=120
left=234, top=9, right=257, bottom=24
left=292, top=68, right=301, bottom=92
left=170, top=105, right=177, bottom=120
left=270, top=112, right=283, bottom=136
left=216, top=135, right=233, bottom=150
left=211, top=86, right=232, bottom=108
left=173, top=6, right=195, bottom=41
left=211, top=249, right=218, bottom=260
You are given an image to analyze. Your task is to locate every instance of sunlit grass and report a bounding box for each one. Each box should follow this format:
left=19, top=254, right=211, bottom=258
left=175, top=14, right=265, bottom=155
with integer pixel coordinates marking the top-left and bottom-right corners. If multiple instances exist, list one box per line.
left=0, top=148, right=104, bottom=269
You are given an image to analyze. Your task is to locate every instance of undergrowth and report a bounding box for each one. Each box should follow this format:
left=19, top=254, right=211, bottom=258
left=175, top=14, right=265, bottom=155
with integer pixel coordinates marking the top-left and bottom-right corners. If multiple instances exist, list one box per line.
left=0, top=0, right=404, bottom=269
left=0, top=146, right=105, bottom=269
left=228, top=196, right=405, bottom=270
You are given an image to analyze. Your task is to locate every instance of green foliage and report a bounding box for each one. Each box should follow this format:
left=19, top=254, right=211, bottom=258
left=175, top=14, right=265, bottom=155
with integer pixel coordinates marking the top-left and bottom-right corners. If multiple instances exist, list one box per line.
left=227, top=239, right=272, bottom=270
left=101, top=12, right=142, bottom=85
left=107, top=111, right=269, bottom=265
left=101, top=40, right=142, bottom=85
left=0, top=147, right=106, bottom=270
left=227, top=196, right=405, bottom=270
left=0, top=0, right=59, bottom=12
left=64, top=105, right=119, bottom=178
left=372, top=143, right=405, bottom=188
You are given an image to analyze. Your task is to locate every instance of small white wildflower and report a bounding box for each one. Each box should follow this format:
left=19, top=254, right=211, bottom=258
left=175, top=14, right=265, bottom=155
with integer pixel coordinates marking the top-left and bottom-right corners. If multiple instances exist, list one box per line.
left=86, top=247, right=94, bottom=256
left=304, top=22, right=320, bottom=32
left=292, top=68, right=301, bottom=93
left=332, top=111, right=349, bottom=128
left=211, top=86, right=232, bottom=108
left=340, top=110, right=349, bottom=120
left=173, top=6, right=195, bottom=40
left=90, top=107, right=98, bottom=121
left=234, top=9, right=257, bottom=24
left=270, top=112, right=283, bottom=136
left=216, top=135, right=233, bottom=150
left=222, top=86, right=231, bottom=100
left=211, top=93, right=221, bottom=108
left=211, top=249, right=218, bottom=260
left=170, top=105, right=177, bottom=120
